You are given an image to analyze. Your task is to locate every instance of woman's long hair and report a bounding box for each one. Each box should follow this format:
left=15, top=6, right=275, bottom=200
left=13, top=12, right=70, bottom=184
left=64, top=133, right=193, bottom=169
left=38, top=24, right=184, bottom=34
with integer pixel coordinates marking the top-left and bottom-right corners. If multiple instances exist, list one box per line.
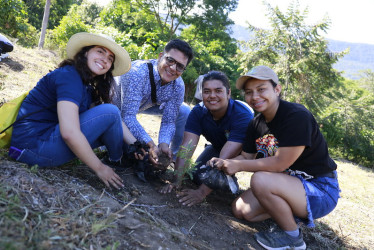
left=58, top=45, right=115, bottom=105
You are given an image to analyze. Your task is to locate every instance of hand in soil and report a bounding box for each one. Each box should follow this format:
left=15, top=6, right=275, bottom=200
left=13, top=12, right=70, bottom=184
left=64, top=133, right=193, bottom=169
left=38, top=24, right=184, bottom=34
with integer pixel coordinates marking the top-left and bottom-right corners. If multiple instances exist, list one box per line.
left=177, top=186, right=211, bottom=206
left=96, top=164, right=124, bottom=189
left=177, top=189, right=205, bottom=206
left=159, top=183, right=177, bottom=194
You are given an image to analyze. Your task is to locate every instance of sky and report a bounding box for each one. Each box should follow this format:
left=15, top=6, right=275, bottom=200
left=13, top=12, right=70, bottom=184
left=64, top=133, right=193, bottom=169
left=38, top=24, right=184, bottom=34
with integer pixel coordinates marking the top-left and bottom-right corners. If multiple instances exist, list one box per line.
left=229, top=0, right=374, bottom=45
left=90, top=0, right=374, bottom=45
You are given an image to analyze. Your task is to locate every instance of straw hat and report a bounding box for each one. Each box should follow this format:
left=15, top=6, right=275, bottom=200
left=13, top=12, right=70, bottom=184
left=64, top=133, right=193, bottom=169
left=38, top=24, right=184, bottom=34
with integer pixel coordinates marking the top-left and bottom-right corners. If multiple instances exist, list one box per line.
left=66, top=32, right=131, bottom=76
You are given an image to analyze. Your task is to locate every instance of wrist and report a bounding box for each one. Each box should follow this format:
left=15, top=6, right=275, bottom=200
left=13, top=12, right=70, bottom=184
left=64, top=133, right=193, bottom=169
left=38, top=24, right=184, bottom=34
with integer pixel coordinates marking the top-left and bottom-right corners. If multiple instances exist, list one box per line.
left=90, top=161, right=105, bottom=174
left=147, top=141, right=157, bottom=149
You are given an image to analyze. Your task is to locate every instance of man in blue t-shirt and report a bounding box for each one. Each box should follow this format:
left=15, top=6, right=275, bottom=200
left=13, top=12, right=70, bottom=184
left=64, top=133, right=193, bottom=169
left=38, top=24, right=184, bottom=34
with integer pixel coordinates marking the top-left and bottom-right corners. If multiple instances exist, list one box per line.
left=160, top=71, right=254, bottom=206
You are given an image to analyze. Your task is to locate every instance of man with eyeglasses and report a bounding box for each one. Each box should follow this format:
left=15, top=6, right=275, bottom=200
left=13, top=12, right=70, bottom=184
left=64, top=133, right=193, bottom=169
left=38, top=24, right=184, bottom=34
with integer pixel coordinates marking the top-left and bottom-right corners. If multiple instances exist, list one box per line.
left=113, top=39, right=194, bottom=168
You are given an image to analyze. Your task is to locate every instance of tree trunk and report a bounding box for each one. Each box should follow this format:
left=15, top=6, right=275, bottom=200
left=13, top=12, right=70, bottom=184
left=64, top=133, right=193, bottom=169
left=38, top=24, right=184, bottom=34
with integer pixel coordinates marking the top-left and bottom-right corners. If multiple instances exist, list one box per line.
left=38, top=0, right=51, bottom=49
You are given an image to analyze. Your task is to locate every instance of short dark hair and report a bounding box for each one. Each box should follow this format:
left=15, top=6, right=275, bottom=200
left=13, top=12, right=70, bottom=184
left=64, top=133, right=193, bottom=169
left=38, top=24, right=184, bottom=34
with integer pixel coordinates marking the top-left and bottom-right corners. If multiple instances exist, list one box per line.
left=164, top=39, right=194, bottom=65
left=202, top=71, right=230, bottom=94
left=270, top=79, right=277, bottom=88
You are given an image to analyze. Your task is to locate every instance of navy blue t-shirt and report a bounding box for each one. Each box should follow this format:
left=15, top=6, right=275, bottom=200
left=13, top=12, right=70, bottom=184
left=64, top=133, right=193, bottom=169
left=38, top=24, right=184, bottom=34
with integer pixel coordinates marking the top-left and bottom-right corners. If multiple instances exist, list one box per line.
left=185, top=99, right=254, bottom=151
left=11, top=65, right=92, bottom=148
left=243, top=100, right=337, bottom=176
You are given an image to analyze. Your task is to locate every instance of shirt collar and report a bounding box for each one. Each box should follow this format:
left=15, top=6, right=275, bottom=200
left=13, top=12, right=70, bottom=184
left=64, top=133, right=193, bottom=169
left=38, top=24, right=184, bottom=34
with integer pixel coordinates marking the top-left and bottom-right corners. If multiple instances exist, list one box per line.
left=202, top=98, right=234, bottom=122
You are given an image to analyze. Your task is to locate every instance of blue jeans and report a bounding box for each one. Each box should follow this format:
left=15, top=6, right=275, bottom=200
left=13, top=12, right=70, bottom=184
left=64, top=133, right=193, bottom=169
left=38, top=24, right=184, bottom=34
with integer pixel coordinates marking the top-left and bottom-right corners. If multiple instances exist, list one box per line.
left=14, top=104, right=124, bottom=167
left=170, top=102, right=191, bottom=158
left=144, top=102, right=190, bottom=160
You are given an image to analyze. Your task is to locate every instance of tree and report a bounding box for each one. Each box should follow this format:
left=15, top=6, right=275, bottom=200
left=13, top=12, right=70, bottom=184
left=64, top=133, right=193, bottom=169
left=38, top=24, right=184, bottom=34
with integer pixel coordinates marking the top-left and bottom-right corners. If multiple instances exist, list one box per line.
left=50, top=4, right=90, bottom=53
left=237, top=2, right=374, bottom=167
left=238, top=2, right=346, bottom=112
left=23, top=0, right=83, bottom=30
left=100, top=0, right=241, bottom=101
left=38, top=0, right=51, bottom=48
left=0, top=0, right=38, bottom=46
left=320, top=79, right=374, bottom=167
left=359, top=69, right=374, bottom=93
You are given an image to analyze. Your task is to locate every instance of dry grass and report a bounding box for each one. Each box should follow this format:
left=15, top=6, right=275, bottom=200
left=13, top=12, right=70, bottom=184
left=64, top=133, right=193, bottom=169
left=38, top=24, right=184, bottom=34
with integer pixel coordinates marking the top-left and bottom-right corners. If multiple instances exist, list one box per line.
left=0, top=45, right=60, bottom=102
left=318, top=161, right=374, bottom=248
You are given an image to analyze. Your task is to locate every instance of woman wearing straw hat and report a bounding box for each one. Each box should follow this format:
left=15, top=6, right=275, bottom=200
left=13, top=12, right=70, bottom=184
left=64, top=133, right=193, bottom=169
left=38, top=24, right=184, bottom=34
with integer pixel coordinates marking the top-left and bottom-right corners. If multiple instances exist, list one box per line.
left=9, top=32, right=136, bottom=189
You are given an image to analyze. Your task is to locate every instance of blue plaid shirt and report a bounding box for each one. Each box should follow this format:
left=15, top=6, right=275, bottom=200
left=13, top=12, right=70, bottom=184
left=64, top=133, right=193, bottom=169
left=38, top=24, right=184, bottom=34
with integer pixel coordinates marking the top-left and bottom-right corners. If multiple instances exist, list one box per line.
left=113, top=59, right=185, bottom=145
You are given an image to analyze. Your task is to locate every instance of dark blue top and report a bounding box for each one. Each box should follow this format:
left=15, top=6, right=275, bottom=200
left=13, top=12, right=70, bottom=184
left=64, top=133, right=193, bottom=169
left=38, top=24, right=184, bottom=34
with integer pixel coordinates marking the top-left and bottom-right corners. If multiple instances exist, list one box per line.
left=11, top=65, right=92, bottom=148
left=185, top=99, right=254, bottom=151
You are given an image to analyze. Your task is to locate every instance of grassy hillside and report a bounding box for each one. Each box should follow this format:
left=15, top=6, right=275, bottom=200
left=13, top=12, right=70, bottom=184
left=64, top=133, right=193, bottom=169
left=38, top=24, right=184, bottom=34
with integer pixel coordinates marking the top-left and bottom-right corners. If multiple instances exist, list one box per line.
left=0, top=45, right=60, bottom=103
left=1, top=43, right=373, bottom=249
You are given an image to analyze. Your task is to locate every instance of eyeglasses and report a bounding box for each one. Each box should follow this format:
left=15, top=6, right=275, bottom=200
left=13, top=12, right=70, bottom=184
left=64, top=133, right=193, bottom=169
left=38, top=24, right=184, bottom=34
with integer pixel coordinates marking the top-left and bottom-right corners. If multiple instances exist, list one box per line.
left=164, top=56, right=186, bottom=72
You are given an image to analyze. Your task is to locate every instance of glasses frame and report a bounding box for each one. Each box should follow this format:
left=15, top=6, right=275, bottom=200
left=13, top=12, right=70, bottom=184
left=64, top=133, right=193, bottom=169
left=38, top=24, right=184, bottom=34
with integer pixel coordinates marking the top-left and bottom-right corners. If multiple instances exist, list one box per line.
left=163, top=55, right=186, bottom=72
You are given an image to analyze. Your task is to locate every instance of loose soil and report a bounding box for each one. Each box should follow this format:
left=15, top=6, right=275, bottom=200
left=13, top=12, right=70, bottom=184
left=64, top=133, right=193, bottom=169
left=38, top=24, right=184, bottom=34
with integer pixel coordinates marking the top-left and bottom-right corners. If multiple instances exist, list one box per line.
left=0, top=44, right=361, bottom=249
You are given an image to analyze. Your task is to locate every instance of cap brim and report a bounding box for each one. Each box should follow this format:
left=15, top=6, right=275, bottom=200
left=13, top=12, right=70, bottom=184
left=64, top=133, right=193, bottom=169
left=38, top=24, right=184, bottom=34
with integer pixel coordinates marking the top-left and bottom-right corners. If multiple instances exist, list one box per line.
left=66, top=33, right=131, bottom=76
left=235, top=75, right=274, bottom=90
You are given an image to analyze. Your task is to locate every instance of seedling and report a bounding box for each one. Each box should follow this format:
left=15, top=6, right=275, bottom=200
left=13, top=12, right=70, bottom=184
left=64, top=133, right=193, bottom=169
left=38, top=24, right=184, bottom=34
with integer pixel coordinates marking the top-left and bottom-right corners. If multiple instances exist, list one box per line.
left=175, top=140, right=199, bottom=183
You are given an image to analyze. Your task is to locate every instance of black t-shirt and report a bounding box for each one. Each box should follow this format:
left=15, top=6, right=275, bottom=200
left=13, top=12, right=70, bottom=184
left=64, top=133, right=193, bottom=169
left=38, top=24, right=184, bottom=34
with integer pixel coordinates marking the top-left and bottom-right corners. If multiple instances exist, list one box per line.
left=243, top=100, right=337, bottom=176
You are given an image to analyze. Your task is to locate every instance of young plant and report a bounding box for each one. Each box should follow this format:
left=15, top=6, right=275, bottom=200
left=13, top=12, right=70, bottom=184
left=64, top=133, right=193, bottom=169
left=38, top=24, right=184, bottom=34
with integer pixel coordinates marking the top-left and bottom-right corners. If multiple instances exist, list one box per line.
left=175, top=140, right=199, bottom=184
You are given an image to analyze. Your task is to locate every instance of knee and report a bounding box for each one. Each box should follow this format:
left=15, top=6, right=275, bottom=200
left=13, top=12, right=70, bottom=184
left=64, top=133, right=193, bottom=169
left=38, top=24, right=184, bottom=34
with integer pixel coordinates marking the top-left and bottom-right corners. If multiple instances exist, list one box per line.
left=94, top=104, right=121, bottom=125
left=250, top=171, right=271, bottom=196
left=231, top=196, right=256, bottom=222
left=94, top=104, right=121, bottom=118
left=231, top=197, right=244, bottom=219
left=101, top=103, right=121, bottom=115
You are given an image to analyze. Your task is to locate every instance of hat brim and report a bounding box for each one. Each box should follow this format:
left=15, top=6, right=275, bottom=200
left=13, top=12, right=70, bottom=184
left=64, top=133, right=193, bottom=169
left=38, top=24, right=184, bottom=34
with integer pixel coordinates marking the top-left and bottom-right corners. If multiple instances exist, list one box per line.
left=235, top=75, right=274, bottom=90
left=66, top=33, right=131, bottom=76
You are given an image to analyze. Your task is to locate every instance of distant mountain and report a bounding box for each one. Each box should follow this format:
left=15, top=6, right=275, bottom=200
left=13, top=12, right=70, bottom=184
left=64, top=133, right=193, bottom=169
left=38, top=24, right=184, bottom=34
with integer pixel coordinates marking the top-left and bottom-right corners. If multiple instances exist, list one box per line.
left=328, top=40, right=374, bottom=79
left=229, top=24, right=252, bottom=42
left=229, top=24, right=374, bottom=80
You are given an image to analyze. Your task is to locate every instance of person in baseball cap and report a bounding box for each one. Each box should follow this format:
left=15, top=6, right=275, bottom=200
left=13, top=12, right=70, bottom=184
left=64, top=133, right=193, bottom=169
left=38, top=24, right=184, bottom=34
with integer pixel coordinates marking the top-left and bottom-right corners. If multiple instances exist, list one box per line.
left=210, top=65, right=340, bottom=249
left=236, top=65, right=279, bottom=90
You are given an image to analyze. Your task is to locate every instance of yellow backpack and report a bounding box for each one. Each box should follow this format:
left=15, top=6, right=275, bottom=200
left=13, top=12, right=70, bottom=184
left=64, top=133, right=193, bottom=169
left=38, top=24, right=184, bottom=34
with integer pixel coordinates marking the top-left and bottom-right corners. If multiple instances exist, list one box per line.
left=0, top=91, right=29, bottom=148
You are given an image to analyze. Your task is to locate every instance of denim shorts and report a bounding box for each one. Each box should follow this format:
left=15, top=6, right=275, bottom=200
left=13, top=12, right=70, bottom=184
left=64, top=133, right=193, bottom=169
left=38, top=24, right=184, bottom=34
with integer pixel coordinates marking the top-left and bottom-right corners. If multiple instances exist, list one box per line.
left=293, top=171, right=341, bottom=227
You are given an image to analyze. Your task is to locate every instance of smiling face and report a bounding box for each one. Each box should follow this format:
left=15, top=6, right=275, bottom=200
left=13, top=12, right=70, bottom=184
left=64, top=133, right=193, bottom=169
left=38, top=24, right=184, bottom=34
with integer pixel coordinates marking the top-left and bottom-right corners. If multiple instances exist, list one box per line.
left=202, top=79, right=231, bottom=120
left=157, top=48, right=188, bottom=85
left=86, top=46, right=114, bottom=76
left=243, top=78, right=281, bottom=121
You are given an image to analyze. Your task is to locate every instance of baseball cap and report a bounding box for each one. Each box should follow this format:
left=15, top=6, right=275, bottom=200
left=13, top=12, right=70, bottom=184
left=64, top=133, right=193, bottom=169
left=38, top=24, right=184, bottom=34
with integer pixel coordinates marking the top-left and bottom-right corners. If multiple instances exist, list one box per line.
left=236, top=65, right=279, bottom=90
